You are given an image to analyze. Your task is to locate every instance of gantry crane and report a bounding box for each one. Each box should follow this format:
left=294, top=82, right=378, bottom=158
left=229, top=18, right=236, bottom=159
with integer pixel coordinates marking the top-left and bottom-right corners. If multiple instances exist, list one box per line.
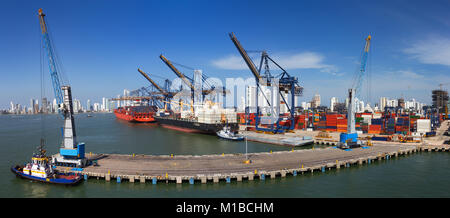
left=159, top=54, right=224, bottom=105
left=339, top=35, right=371, bottom=149
left=138, top=68, right=175, bottom=110
left=229, top=32, right=302, bottom=133
left=38, top=9, right=86, bottom=167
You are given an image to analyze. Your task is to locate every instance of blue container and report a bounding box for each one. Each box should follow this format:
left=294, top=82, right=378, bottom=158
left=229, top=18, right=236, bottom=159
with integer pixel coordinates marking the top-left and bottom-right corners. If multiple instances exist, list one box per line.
left=371, top=119, right=383, bottom=125
left=152, top=178, right=157, bottom=184
left=189, top=178, right=194, bottom=184
left=371, top=136, right=388, bottom=141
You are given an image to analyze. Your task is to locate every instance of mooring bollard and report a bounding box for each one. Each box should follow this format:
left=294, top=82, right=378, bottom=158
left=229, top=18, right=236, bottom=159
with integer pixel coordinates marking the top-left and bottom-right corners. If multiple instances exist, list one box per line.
left=189, top=178, right=194, bottom=185
left=117, top=176, right=121, bottom=183
left=293, top=170, right=297, bottom=176
left=321, top=166, right=325, bottom=172
left=260, top=174, right=265, bottom=180
left=84, top=174, right=88, bottom=181
left=152, top=177, right=157, bottom=185
left=226, top=177, right=230, bottom=183
left=368, top=159, right=371, bottom=164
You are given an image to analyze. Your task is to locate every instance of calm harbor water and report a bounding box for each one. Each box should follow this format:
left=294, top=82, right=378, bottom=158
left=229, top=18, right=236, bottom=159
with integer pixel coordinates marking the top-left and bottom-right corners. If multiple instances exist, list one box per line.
left=1, top=113, right=449, bottom=198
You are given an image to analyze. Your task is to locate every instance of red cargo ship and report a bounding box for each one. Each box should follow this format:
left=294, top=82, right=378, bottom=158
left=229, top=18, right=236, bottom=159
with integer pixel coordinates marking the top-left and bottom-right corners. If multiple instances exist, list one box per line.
left=114, top=106, right=158, bottom=123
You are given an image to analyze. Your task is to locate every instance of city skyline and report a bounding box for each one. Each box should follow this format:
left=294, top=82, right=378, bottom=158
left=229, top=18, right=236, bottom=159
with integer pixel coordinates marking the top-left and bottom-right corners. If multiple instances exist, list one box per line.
left=2, top=87, right=429, bottom=115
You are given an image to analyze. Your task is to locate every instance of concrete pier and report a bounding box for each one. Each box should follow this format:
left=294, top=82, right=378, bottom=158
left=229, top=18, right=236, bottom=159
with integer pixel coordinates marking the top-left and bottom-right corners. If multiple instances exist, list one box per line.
left=58, top=143, right=449, bottom=184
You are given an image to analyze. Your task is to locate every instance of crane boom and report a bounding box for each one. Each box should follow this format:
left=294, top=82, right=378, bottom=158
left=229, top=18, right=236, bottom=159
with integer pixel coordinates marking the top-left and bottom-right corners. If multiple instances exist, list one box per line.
left=354, top=35, right=371, bottom=95
left=229, top=32, right=262, bottom=80
left=159, top=54, right=194, bottom=90
left=137, top=68, right=166, bottom=94
left=38, top=8, right=64, bottom=107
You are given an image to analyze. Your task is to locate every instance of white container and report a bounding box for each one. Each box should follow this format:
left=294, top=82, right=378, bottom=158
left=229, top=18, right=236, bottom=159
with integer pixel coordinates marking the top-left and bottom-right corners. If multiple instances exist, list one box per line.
left=416, top=119, right=431, bottom=133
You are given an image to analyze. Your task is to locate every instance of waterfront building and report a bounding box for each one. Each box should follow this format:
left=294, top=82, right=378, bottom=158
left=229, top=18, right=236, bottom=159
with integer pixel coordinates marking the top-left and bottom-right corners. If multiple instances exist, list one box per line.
left=87, top=99, right=91, bottom=112
left=330, top=97, right=338, bottom=112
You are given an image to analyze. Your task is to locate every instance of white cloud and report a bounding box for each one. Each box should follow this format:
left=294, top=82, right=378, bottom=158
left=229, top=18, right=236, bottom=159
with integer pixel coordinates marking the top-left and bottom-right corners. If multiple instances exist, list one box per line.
left=404, top=36, right=450, bottom=66
left=212, top=52, right=338, bottom=75
left=211, top=55, right=248, bottom=70
left=397, top=70, right=424, bottom=79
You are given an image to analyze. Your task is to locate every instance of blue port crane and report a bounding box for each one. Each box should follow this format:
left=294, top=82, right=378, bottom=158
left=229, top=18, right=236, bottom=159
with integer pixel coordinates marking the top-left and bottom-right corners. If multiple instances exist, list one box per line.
left=229, top=32, right=303, bottom=133
left=38, top=8, right=86, bottom=167
left=339, top=35, right=371, bottom=149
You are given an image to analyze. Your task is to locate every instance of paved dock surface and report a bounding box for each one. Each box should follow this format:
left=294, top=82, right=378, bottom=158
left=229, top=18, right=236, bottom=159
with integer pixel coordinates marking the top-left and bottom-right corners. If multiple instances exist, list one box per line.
left=57, top=120, right=448, bottom=183
left=59, top=143, right=425, bottom=183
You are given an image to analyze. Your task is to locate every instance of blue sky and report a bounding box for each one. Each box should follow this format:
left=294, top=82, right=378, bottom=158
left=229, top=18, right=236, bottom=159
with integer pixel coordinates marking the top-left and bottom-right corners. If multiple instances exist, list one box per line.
left=1, top=0, right=450, bottom=109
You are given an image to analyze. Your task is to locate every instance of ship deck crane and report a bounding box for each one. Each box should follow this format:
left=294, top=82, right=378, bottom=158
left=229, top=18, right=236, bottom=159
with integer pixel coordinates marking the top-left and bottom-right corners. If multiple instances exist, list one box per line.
left=229, top=32, right=303, bottom=133
left=339, top=35, right=371, bottom=149
left=38, top=9, right=86, bottom=167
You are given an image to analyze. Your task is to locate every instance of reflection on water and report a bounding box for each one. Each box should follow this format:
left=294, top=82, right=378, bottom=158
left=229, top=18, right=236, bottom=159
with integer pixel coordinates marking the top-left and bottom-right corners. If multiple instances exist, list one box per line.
left=20, top=180, right=51, bottom=198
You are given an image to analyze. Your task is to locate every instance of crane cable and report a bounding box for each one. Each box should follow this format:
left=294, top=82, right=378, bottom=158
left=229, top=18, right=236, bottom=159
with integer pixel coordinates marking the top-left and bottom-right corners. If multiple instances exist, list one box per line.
left=39, top=22, right=46, bottom=147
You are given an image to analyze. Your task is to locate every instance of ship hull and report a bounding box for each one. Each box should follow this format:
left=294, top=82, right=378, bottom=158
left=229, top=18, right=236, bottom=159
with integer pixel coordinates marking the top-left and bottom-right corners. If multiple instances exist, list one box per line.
left=154, top=116, right=238, bottom=135
left=114, top=111, right=155, bottom=122
left=11, top=165, right=82, bottom=185
left=114, top=106, right=157, bottom=123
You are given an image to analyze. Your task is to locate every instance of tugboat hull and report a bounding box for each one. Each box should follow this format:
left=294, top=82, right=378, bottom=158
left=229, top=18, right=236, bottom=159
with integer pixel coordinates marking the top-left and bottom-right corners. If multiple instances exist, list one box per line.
left=11, top=165, right=82, bottom=185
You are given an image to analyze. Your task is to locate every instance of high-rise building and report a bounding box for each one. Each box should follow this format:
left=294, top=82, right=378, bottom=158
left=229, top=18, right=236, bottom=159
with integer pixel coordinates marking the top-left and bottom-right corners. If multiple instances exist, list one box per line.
left=41, top=97, right=48, bottom=114
left=93, top=103, right=100, bottom=112
left=312, top=94, right=321, bottom=108
left=330, top=97, right=338, bottom=112
left=102, top=97, right=107, bottom=111
left=398, top=98, right=405, bottom=109
left=53, top=98, right=57, bottom=113
left=105, top=98, right=110, bottom=112
left=301, top=101, right=307, bottom=110
left=123, top=89, right=130, bottom=106
left=379, top=97, right=387, bottom=111
left=87, top=99, right=91, bottom=112
left=10, top=101, right=15, bottom=113
left=246, top=86, right=257, bottom=112
left=432, top=89, right=449, bottom=113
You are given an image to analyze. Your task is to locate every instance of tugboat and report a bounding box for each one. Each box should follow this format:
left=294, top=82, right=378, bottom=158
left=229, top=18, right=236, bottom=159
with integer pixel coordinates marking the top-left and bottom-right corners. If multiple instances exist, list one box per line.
left=11, top=139, right=83, bottom=185
left=216, top=126, right=244, bottom=141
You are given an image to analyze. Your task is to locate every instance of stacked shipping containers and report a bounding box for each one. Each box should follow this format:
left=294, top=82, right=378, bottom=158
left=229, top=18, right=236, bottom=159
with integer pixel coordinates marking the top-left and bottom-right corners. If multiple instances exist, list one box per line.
left=369, top=118, right=383, bottom=134
left=238, top=111, right=439, bottom=136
